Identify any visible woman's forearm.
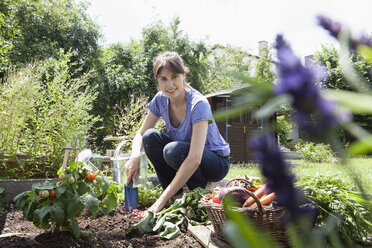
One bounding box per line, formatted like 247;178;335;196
130;132;143;158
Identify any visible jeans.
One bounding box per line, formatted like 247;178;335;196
142;128;230;191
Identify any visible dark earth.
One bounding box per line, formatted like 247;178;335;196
0;202;204;248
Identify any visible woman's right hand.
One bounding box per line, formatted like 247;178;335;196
125;156;140;186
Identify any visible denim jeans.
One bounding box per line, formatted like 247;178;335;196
142;128;230;191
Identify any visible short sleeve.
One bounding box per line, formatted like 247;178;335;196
191;101;213;125
148;94;161;117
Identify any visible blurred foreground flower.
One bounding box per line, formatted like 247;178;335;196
317;15;372;49
274;35;351;138
250;134;317;222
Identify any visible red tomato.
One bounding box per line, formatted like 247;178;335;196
87;173;96;181
49;189;56;198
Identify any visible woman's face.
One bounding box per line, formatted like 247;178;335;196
157;68;186;100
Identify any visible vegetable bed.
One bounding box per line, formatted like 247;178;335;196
0;202;203;248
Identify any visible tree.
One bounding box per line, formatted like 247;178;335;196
203;44;256;94
254;45;275;82
0;0;101;79
313;45;372;142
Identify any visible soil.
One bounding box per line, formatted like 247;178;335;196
0;202;204;248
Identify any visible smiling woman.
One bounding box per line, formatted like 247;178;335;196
123;51;231;213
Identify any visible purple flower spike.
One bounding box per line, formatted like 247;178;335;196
250;134;317;221
317;15;372;49
274;35;350;137
317;15;342;40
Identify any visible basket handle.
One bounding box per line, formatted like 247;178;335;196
244;190;266;214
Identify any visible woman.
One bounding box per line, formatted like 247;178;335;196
125;51;230;213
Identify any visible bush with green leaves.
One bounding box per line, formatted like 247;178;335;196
277;115;293;146
297;175;372;245
296;141;334;163
0;52;99;178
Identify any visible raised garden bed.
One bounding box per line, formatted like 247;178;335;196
0;202;204;248
0;179;58;202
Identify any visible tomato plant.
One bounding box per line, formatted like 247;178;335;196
14;161;123;238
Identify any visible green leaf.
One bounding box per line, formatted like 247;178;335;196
71;219;81;238
0;187;4;194
56;186;67;198
34;205;51;227
80;195;99;214
324;90;372;114
158;221;181;239
14;191;31;202
76;182;90;195
126;211;155;234
357;45;372;65
347;136;372;156
67;197;84;218
50;203;64;225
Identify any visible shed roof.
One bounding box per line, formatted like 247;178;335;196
204;86;251;99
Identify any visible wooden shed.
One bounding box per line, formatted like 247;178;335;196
205;87;277;163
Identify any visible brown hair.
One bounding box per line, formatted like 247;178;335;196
153;51;190;79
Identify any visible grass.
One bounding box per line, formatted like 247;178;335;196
226;157;372;193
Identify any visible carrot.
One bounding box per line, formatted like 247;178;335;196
251;192;276;207
243;184;269;207
247;185;260;192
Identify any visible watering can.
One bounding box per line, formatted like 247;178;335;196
110;140;148;212
77;149;104;171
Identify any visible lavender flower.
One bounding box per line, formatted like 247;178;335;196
317;15;372;49
250;134;317;221
274;35;351;137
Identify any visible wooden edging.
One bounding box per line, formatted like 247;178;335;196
188;224;231;248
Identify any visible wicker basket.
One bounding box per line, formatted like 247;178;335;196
200;190;288;244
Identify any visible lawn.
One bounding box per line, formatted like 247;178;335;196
226;157;372;193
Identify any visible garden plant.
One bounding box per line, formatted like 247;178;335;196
14;157;122;238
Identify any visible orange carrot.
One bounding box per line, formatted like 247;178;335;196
251;192;276;207
243;184;269;207
247;185;260;192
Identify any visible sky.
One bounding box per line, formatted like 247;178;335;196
85;0;372;61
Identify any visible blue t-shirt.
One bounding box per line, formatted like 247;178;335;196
148;89;230;157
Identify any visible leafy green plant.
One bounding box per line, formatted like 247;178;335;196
296;142;334;163
14;162;122;238
137;181;163;207
296;175;372;245
277;115;293;146
126;188;210;239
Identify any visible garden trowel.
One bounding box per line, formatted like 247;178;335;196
125;179;138;212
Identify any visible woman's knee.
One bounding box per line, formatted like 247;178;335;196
163;141;188;168
142;128;160;146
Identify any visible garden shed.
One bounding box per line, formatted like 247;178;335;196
205;87;277;163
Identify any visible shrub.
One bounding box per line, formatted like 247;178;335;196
297;141;334;163
0;52;99;178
